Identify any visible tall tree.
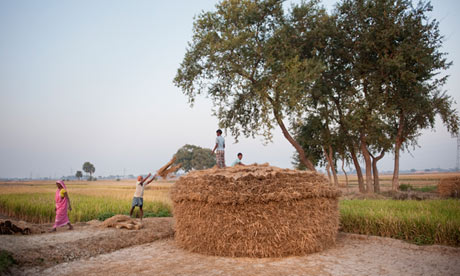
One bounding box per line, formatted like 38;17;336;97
174;144;216;172
293;9;361;188
82;162;95;180
333;0;394;193
380;1;459;190
333;0;459;191
293;113;339;185
174;0;328;171
75;170;83;181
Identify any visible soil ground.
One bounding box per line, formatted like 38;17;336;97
1;217;459;276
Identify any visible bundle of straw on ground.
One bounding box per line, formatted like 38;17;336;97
438;176;460;198
100;215;143;230
170;164;340;258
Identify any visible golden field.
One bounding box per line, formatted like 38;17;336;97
337;172;460;188
1;173;460;246
0;179;174;223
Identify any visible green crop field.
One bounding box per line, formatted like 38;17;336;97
0;193;171;223
340;199;460;246
1;177;459;246
0;180;173;223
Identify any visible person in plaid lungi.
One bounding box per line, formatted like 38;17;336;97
212;129;226;168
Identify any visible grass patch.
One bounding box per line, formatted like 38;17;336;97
96;208;172;221
340;199;460;246
413;186;437;193
0;193;172;223
0;250;16;274
398;184;413;191
398;184;437;192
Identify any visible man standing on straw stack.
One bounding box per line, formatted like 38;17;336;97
212;129;226;168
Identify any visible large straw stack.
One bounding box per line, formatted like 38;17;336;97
439;176;460;198
170;164;340;258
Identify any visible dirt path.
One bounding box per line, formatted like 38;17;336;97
0;218;174;267
15;233;460;276
2;216;459;276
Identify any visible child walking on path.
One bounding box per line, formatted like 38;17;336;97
51;180;73;232
130;173;157;220
212;129;226;168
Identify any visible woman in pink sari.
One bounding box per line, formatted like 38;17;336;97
50;180;73;232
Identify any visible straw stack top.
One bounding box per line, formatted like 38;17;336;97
170;164;340;204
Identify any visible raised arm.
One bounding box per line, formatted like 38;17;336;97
140;173;152;185
145;174;157;186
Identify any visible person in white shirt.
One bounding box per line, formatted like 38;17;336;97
130;173;156;220
212;129;226;168
231;152;244;166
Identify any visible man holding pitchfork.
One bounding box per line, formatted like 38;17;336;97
130;173;157;220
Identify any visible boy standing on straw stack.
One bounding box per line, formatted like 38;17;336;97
212;129;226;168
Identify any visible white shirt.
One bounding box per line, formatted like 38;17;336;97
216;136;225;151
134;181;145;198
232;158;242;166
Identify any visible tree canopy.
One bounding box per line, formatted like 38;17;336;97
175;0;459;191
174;144;216;172
174;0;328;171
82;162;95;179
292;0;458;191
75;171;83;180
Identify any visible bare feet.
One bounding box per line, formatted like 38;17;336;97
49;228;56;232
68;224;73;230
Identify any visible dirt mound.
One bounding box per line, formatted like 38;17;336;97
0;217;174;268
171;164;340;258
0;220;31;235
100;215;143;230
439;176;460;198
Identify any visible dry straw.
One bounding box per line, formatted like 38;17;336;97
157;157;182;179
438;176;460;198
100;215;143;230
170;164;340;257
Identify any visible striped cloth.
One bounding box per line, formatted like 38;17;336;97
216;150;226;168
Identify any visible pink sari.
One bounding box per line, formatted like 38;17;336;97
53;180;70;228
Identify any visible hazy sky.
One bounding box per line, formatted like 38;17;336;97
0;0;459;178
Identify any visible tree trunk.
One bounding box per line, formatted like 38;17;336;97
392;141;402;191
341;156;349;187
360;134;373;193
323;145;339;186
274;112;316;171
370;151;385;193
350;146;365;193
392;112;405;190
325;163;332;184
